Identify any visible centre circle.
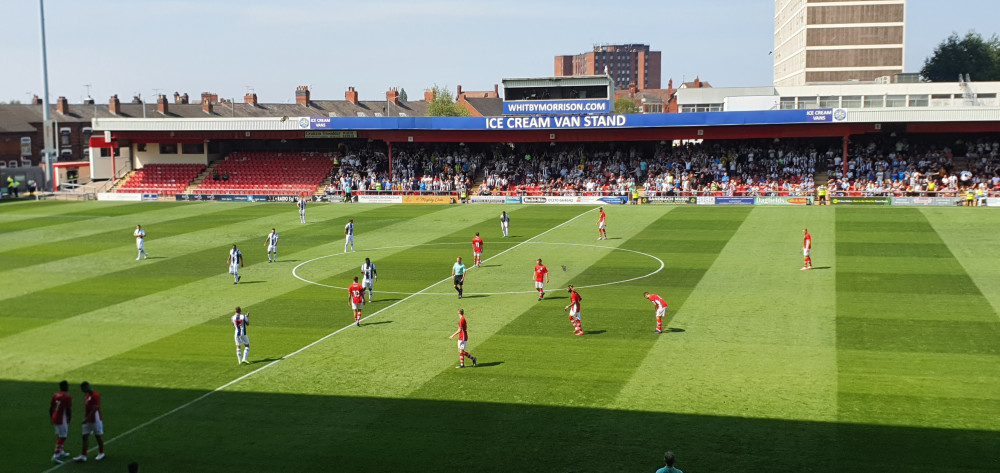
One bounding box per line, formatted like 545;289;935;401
292;241;664;295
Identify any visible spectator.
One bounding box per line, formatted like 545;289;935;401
655;451;683;473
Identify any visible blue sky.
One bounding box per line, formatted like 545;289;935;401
1;0;998;103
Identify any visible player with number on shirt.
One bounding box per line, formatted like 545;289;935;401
472;232;484;268
49;380;72;463
597;207;608;240
73;381;106;462
448;309;478;368
801;228;812;271
644;292;669;333
348;276;364;326
232;307;250;364
564;285;584;336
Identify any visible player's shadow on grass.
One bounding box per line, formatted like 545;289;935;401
373;298;404;303
479;264;501;268
277;259;300;263
666;328;685;333
474;361;504;368
248;358;282;365
363;320;393;326
144;256;167;260
236;281;265;285
460;295;489;299
584;330;606;335
810;266;832;270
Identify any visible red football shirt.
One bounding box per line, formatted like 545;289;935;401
804;232;812;250
84;390;102;423
648;294;668;310
50;391;72;425
534;264;548;282
348;282;364;304
599;210;606;224
472;236;483;252
569;290;582;311
458;315;468;341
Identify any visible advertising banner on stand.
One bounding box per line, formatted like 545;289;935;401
140;193;159;201
715;197;755;205
312;195;346;203
357;195;403;204
696;196;716;205
522;196;624;205
891;197;962;206
402;195;456;204
266;195;300;203
831;196;891;205
985;198;1000;207
754;196;813;205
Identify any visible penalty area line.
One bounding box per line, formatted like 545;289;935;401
40;206;597;473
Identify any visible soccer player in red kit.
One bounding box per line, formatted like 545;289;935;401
50;380;72;463
644;292;669;333
801;228;812;270
348;276;364;326
534;258;549;301
564;285;584;336
73;381;105;462
597;207;608;240
472;232;484;268
448;309;478;368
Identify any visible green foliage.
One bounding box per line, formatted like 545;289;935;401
398;88;408;103
921;31;1000;82
426;85;470;117
614;97;640;114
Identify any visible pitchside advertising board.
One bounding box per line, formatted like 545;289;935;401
298;109;839;132
892;197;963;206
469;196;523;204
646;196;697;204
754;196;814;205
174;194;272;202
522;196;626;205
714;197;755;205
830;196;891;205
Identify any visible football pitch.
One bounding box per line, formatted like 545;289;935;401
2;201;998;472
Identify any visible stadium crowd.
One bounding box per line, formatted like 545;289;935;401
294;134;999;199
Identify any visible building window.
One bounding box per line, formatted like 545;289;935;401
780;97;796;110
863;96;884;108
159;144;178;154
136;143;147;152
181;143;205;154
60;127;71;146
796;96;818;109
886;95;906;107
977;93;997;98
908;95;929;107
819;96;839;108
842;96;862;108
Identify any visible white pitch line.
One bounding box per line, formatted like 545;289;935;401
294;242;664;295
40;206;597;473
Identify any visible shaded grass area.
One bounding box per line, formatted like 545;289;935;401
6;380;997;473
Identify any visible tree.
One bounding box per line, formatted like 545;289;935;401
399;88;408;103
614;97;640;114
426;85;470;117
921;31;1000;82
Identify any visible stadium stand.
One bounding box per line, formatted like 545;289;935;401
193;152;338;195
116;163;205;195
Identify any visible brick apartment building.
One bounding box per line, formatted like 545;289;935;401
555;44;662;90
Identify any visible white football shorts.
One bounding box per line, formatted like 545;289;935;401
234;334;250;346
362;278;373;289
82;414;104;436
268;244;277;253
535;281;545;289
457;340;467;351
53;422;68;438
569;308;581;320
655;306;667;318
351;301;364;310
803;248;811;257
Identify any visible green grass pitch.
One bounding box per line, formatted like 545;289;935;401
1;201;998;472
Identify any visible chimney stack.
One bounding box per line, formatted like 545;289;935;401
424;89;434;102
457;85;463;98
296;86;311;106
173;92;181;104
56;96;69;115
201;92;218;104
345;86;358;105
157;94;169;114
668;78;674;90
109;95;120;115
244;93;258;107
694;76;701;87
494;84;499;96
32;95;42;105
629;82;637;95
202;98;213;114
386;87;399;105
